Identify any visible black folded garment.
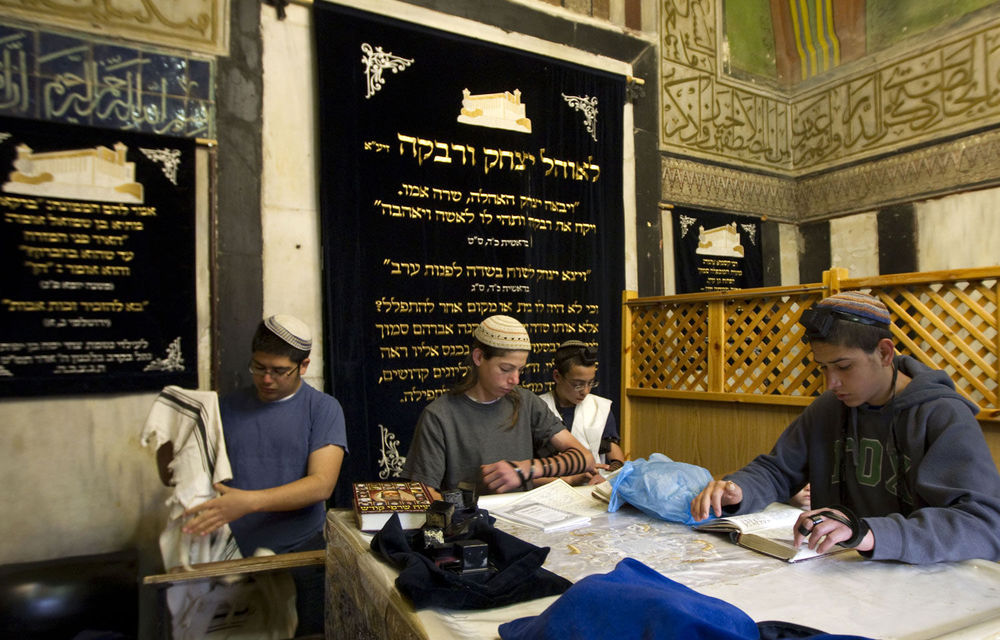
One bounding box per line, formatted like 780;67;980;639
370;512;572;610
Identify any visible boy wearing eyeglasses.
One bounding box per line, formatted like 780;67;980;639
538;340;625;485
183;313;348;635
690;292;1000;563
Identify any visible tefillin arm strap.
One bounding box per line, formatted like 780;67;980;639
820;505;871;548
539;448;587;478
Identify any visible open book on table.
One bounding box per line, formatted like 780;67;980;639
590;467;623;504
693;502;852;563
486;479;605;532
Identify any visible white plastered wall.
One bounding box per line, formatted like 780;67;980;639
261;6;327;390
661;208;675;294
830;211;879;279
916;186;1000;272
777;221;800;286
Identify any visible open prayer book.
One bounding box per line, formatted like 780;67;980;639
485;479;606;532
693;502;852;563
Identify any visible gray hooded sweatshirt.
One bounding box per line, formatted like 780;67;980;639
726;354;1000;563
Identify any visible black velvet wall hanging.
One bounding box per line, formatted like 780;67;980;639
315;4;626;505
0;115;197;396
672;207;763;294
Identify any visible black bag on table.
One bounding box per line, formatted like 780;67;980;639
370;512;571;610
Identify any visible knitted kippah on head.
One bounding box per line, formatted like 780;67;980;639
264;313;312;351
556;339;588;351
816;291;891;325
473;315;531;351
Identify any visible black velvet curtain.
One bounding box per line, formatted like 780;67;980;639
315;4;626;505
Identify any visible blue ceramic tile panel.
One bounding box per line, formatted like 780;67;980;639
186;99;212;137
0;26;35;117
187;58;212;102
37;31;87;83
95;44;147;130
92;93;137;132
150;97;187;136
38;32;93;127
94;42;140;72
1;20;215;138
144;52;188;98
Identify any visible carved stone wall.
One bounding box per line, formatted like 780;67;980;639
0;0;229;56
795;129;1000;222
659;0;1000;220
660;155;797;219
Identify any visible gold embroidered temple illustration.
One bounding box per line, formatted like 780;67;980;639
696;222;745;257
3;142;144;203
457;88;532;133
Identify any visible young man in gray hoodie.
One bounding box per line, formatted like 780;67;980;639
691;291;1000;563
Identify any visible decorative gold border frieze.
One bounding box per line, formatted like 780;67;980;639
662;129;1000;222
660;156;797;220
0;0;229;56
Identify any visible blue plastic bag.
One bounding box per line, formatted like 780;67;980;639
606;453;712;525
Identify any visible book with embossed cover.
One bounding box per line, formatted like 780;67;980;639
352;481;433;532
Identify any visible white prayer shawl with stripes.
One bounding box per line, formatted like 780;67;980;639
141;385;240;569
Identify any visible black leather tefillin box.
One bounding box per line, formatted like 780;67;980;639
417;486;494;579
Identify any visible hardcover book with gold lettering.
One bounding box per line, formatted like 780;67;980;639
353;481;433;532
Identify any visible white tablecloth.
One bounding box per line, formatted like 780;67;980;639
326;487;1000;640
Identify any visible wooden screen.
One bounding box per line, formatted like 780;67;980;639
623;267;1000;419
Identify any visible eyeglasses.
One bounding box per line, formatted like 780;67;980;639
248;361;299;378
568;379;599;392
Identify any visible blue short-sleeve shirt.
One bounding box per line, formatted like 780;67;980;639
221;381;348;555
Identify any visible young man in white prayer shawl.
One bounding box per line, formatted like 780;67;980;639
538;340;625;486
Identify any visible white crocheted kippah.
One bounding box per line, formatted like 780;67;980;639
264;313;312;351
473;315;531;351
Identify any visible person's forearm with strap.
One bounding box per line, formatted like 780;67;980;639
483;446;594;493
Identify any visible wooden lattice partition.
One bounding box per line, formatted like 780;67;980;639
843;269;1000;417
622;267;1000;424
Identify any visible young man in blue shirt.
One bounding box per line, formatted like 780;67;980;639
184;313;348;635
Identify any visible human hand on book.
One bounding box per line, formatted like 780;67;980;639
793;507;874;553
690;479;743;521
